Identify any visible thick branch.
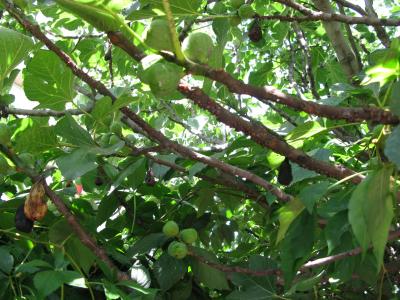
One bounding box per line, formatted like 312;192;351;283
273;0;400;26
178;84;363;184
106;31;400;126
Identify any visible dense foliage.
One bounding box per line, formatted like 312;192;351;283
0;0;400;299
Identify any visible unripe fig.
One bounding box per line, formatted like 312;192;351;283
179;228;198;244
15;204;33;233
230;0;245;9
0;123;11;145
183;32;214;64
162;220;179;237
144;18;174;52
238;4;255;18
167;241;188;259
144;61;183;98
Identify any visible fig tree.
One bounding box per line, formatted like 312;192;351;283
179;228;198;244
238;4;255;18
183;32;214;64
167;241;188;259
144;18;174;52
162;220;179;237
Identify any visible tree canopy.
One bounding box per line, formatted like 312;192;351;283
0;0;400;299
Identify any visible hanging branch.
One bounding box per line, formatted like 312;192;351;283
0;144;129;281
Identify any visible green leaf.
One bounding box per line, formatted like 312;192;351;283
190;247;230;290
56;114;95;146
276;197;305;244
56;148;97;179
15;123;58;154
65;237;95;274
91;96;113;121
298;181;330;213
154;253;187;291
0;27;34;92
286;121;325;148
384;125;400;169
34;270;83;297
96;194;120;226
280;212;315;285
348;165;393;268
127;0;202;20
24;50;76;109
128;233;168;256
110;157;146;194
15;260;52;274
389;81;400;117
325;211;350;254
0;247;14;274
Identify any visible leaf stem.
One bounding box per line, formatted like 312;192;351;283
162;0;186;63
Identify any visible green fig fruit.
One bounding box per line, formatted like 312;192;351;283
230;0;245;9
238;4;255;18
183;32;214;64
0;123;11;145
179;228;198;244
167;241;188;259
144;18;174;52
144;61;183;98
163;220;179;237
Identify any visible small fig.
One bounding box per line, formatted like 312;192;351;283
162;220;179;237
167;241;188;259
144;61;183;98
183;32;214;64
179;228;198;244
144;18;174;52
15;204;33;233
